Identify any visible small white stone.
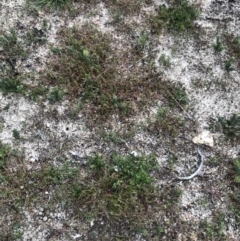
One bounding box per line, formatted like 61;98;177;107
90;219;94;227
192;130;214;147
43;216;48;222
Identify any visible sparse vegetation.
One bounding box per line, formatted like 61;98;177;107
71;153;159;220
12;129;21;140
225;59;235;72
29;0;72;10
213;36;225;52
225;35;240;60
1;0;239;239
0;141;183;239
158;53;171;68
0;78;27;95
200;212;226;239
210;114;240;141
150;0;200;33
134;31;149;52
228;157;240;227
147;107;185;137
166;83;189;107
42;24;190;122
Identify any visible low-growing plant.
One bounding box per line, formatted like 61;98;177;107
213;36;225;52
67;101;82;119
147;107;185;137
0;28;26;58
0;29;27;78
150;0;200;33
166;84;189;107
48;86;65;102
210;114;240;140
29;0;72;10
158;53;171;68
0;78;27;95
25;27;47;46
233;158;240;183
228;157;240;225
225;59;235;72
12;129;21;140
42;25;136;119
3;103;11;110
29;86;49;101
225;35;240;60
71;153;160;227
0;142;11;170
200;212;226;239
110;8;124;24
103;130;126;144
134;31;149;52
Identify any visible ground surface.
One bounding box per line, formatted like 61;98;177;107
0;0;240;240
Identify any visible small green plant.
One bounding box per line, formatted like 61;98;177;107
3;103;10;110
167;84;189;107
229;157;240;225
29;0;72;10
201;212;226;239
0;142;10;169
135;31;149;52
211;114;240;140
0;28;27;60
225;35;240;60
103;130;125;144
213;36;225;52
0;28;17;45
42;18;51;32
25;28;47;46
0;78;27;95
158;54;171;68
167;153;178;169
225;59;235;72
48;86;65;102
0;29;27;78
233;158;240;183
151;0;200;33
29;86;48;101
147;107;185;137
13;225;23;239
88;154;105;170
232;36;240;52
12;129;21;140
110;8;124;24
67;101;82;119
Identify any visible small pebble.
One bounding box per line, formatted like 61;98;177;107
43;216;48;222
